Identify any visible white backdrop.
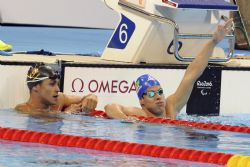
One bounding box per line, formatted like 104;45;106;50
63;66;186;112
0;0;118;29
0;65;30;109
2;64;250;115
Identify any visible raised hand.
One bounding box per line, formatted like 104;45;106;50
212;18;234;44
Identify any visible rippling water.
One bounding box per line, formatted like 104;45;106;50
178;113;250;126
0;109;249;166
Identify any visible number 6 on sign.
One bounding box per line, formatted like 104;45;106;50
119;24;128;44
108;14;136;49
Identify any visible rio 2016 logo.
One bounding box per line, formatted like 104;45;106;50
196;80;213;96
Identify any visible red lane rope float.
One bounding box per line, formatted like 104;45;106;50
90;110;250;134
0;126;233;166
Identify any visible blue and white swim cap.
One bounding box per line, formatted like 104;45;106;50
135;74;161;99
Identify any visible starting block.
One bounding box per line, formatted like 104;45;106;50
161;0;237;10
101;0;238;63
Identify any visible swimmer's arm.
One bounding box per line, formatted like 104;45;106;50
60;93;82;106
60;93;97;111
167;19;234;115
167;39;217;115
105;103;146;119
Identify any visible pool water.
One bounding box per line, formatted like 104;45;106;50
1;24;250;167
0;140;223;167
0;109;249;167
1;26;249;57
0;26;113;55
178;113;250;127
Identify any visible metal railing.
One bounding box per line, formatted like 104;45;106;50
118;0;235;62
232;0;250;50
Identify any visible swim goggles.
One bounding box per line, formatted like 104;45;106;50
142;88;164;98
27;66;60;83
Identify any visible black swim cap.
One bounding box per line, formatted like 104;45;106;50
26;63;60;90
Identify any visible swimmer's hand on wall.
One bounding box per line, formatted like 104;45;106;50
64;94;98;115
80;94;98;114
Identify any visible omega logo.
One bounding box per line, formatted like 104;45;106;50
71;78;136;94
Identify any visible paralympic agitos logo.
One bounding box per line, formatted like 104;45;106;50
71;78;136;94
196;80;213;96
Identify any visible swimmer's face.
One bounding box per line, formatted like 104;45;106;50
139;85;166;116
36;79;60;105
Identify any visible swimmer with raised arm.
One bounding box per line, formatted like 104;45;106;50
105;19;234;120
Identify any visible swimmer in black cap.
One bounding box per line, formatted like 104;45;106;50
105;19;234;120
15;63;97;114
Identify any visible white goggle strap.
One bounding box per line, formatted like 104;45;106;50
26;76;49;83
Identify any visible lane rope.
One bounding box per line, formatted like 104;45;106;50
1;126;250;166
90;110;250;134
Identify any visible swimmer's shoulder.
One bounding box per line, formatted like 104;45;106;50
14;103;30;112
